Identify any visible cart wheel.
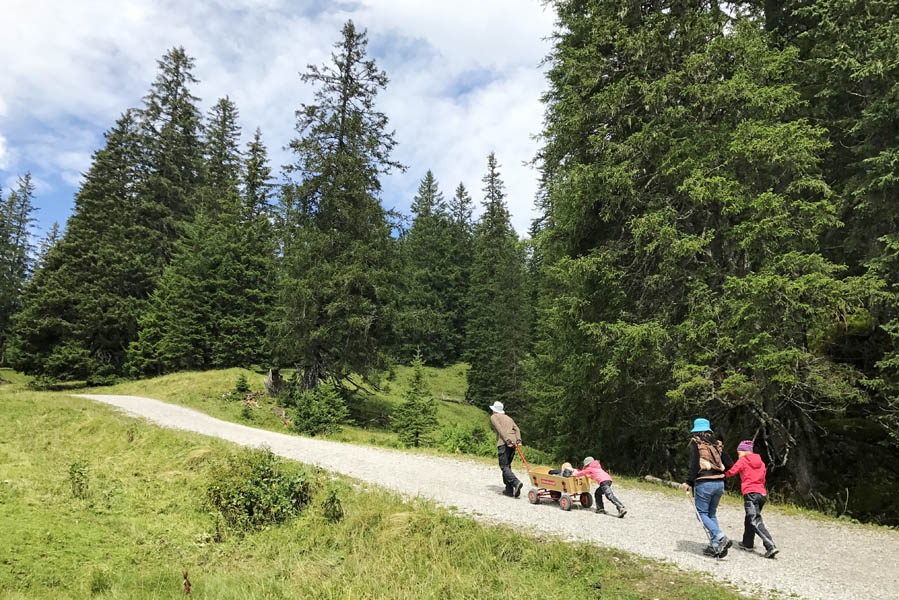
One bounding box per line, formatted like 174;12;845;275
527;489;539;504
559;494;573;511
580;492;593;508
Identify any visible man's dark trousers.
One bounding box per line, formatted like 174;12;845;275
498;445;521;493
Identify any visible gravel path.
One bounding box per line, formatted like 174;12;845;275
76;394;898;600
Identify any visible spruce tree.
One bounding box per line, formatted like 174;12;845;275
244;127;274;220
35;222;60;271
445;182;475;361
465;153;528;413
129;102;276;374
397;171;457;365
391;352;439;447
6;112;151;382
527;1;875;490
275;20;403;392
8;48;205;382
137;46;205;271
0;175;37;359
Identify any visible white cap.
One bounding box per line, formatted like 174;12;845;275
489;401;504;414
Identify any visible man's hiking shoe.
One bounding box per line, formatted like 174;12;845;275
764;547;779;559
738;542;754;552
617;507;627;518
502;489;514;497
702;545;718;557
513;482;523;498
595;508;606;514
716;536;733;558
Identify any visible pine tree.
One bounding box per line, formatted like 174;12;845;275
6;112;152;382
137;46;205;272
527;1;875;490
128;103;276;374
244;128;274;221
397;170;457;365
465;153;528;413
275;20;403;392
35;222;60;271
0;176;37;358
391;351;439;447
445;182;475;361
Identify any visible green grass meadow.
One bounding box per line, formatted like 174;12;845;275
82;363;488;450
0;373;751;599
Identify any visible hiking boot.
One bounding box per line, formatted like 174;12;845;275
764;546;779;559
617;506;627;518
513;481;523;498
702;545;718;557
716;536;732;558
502;488;514;497
737;542;754;552
595;508;607;514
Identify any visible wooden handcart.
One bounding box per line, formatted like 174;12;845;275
525;466;593;511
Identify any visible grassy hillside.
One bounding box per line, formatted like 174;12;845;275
0;378;750;599
76;364;504;457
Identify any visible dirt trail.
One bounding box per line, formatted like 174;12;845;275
76;394;899;600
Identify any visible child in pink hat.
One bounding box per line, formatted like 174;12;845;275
726;440;779;558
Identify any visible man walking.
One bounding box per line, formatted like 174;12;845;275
489;401;523;498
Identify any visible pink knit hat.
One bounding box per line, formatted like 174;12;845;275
737;440;754;452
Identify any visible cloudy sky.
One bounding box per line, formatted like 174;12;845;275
0;0;557;239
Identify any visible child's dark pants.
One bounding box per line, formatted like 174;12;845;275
743;493;775;550
595;481;624;510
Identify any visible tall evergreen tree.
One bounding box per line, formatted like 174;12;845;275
8;48;205;382
244;127;274;220
6;112;151;382
465;153;528;412
36;221;60;271
397;170;457;365
527;1;876;495
445;182;475;361
0;175;37;359
138;46;205;271
275;20;403;392
128;103;276;374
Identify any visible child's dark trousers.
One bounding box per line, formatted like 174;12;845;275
743;492;775;550
595;481;624;510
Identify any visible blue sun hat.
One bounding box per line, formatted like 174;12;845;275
690;418;711;433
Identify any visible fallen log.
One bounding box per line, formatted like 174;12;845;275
644;475;682;489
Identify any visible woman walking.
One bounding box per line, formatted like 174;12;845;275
681;418;734;558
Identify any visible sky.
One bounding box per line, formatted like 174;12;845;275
0;0;557;240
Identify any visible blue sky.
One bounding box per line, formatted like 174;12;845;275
0;0;555;241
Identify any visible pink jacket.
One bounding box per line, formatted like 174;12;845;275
725;453;767;496
572;460;612;484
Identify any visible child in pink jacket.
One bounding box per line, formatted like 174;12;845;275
726;440;778;558
572;456;627;517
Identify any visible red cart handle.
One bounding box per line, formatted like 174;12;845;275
515;444;530;472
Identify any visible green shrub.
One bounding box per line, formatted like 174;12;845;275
234;374;250;394
68;459;89;499
391;353;438;447
436;425;495;456
240;402;253;420
88;567;112;595
321;483;345;523
289;382;349;436
205;448;313;530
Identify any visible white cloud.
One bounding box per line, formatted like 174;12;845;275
0;134;8;170
0;0;555;235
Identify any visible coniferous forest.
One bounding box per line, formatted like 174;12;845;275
2;4;898;524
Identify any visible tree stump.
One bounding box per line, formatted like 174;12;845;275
264;368;284;397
